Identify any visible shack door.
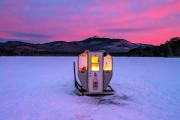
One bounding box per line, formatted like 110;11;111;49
88;52;103;93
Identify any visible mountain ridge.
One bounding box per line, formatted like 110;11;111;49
3;36;180;57
0;37;153;55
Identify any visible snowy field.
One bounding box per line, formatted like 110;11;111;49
0;57;180;120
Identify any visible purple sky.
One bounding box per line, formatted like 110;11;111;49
0;0;180;44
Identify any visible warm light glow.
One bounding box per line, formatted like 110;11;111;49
79;53;87;70
91;55;99;63
91;63;99;71
91;55;100;71
103;55;112;70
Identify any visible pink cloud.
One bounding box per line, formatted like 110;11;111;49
0;0;179;44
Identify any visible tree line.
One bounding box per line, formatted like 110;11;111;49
0;37;180;57
127;37;180;57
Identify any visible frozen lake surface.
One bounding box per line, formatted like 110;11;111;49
0;57;180;120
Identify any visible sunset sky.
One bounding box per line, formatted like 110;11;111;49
0;0;180;45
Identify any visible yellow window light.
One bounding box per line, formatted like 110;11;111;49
91;55;100;71
91;63;99;71
91;55;99;63
103;55;112;70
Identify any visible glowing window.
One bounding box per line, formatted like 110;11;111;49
78;53;87;70
103;55;112;70
91;55;99;63
91;55;100;71
91;63;99;71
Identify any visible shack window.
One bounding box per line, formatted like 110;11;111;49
91;55;99;71
103;55;112;70
78;53;87;70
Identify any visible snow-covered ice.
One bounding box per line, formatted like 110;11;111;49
0;57;180;120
